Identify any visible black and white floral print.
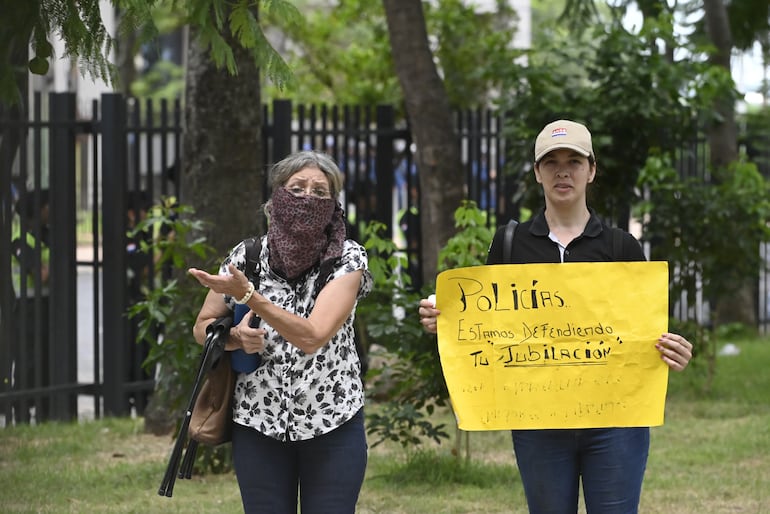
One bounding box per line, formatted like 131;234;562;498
218;236;372;442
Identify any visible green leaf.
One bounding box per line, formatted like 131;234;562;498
28;56;49;75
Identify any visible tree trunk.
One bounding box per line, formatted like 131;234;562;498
382;0;465;284
703;0;738;172
182;28;264;255
143;6;264;435
703;0;755;326
114;25;137;95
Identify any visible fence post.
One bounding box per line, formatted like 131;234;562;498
101;93;129;416
0;100;16;421
375;105;395;233
272;99;292;161
48;92;78;420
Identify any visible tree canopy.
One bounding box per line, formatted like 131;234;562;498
262;0;522;110
0;0;299;106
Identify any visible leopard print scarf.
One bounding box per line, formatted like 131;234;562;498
267;186;346;282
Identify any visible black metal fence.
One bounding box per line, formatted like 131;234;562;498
0;92;187;426
1;92;768;427
1;94;447;426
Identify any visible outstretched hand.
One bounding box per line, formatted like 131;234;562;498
188;264;251;301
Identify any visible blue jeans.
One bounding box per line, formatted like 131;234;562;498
511;427;650;514
232;409;367;514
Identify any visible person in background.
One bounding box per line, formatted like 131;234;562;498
188;150;373;514
10;188;51;422
125;191;153;412
418;120;693;514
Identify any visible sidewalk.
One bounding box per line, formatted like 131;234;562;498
76;244;102;263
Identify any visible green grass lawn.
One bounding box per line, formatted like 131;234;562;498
1;336;769;513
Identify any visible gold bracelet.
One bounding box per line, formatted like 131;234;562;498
234;281;255;304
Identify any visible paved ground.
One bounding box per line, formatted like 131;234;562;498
76;245;102;421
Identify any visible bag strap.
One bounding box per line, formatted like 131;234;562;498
158;314;233;497
611;227;624;261
243;236;262;287
502;219;518;264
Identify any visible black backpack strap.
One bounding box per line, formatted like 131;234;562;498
503;219;519;264
611;227;624;261
243;236;262;287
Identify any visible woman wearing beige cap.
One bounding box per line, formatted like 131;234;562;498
418;120;693;513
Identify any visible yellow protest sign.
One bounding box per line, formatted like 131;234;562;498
435;262;669;430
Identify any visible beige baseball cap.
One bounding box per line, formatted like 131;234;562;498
534;120;594;162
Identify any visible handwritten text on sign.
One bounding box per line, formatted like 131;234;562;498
435;262;669;430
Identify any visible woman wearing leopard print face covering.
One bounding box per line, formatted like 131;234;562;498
189;150;372;514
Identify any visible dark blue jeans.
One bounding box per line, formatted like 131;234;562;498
232;409;367;514
511;427;650;514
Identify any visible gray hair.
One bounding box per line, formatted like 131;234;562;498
268;150;344;197
263;150;344;218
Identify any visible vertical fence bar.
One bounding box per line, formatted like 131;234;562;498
375;105;394;231
89;98;102;418
492;110;506;224
173;98;182;200
0;96;19;424
13;94;35;420
100;93;129;416
297;103;306;150
160;100;169;198
757;248;764;330
145;98;155;203
25;94;42;418
331;105;341;165
48;92;78;420
272;99;292;162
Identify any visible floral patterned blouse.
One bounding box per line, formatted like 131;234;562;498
218;236;372;441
